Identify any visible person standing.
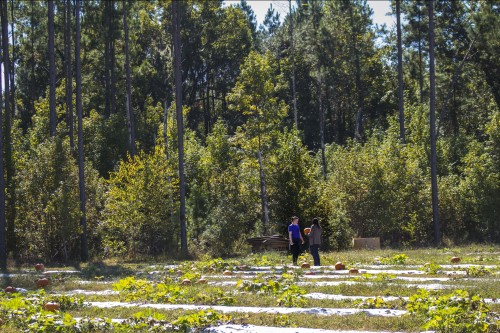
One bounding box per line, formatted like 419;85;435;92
308;218;322;266
288;216;304;265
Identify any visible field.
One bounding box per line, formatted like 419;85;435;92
1;245;499;332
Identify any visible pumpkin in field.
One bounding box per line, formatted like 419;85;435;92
197;278;208;284
181;278;191;285
335;262;346;270
36;278;50;288
301;262;311;269
5;286;16;293
43;302;60;312
35;263;45;272
349;268;359;274
304;228;311;235
450;257;461;263
223;270;232;276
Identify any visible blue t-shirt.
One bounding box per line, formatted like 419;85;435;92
288;224;301;240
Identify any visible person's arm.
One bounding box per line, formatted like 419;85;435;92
289;229;293;245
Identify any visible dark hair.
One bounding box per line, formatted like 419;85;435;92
291;216;299;221
312;218;321;228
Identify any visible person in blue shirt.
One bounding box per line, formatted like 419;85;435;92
288;216;304;265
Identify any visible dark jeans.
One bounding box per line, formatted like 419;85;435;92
310;244;320;266
290;238;301;265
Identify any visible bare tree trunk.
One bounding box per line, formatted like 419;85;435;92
347;4;364;142
65;0;74;148
104;0;111;118
110;1;116;115
317;63;326;179
396;0;406;143
75;0;88;262
9;0;15;117
289;0;298;130
123;1;136;156
2;0;15;260
173;0;188;257
48;0;56;137
418;4;424;103
428;0;440;246
0;24;6;270
258;150;270;235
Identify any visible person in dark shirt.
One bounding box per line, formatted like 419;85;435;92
308;218;322;266
288;216;304;265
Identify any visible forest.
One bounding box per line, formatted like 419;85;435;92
0;0;498;267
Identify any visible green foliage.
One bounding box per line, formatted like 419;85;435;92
354;273;396;282
273;314;296;327
237;274;307;307
112;277;234;306
465;266;492;277
421;262;443;275
171;310;232;332
355;296;403;309
379;254;409;265
102;144;178;258
407;289;499;333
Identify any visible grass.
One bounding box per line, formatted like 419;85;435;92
1;244;499;332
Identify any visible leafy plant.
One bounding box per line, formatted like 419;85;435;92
171;310;231;332
273;314;296;327
465;266;492;277
420;262;443;274
380;254;409;265
354;272;396;282
355;296;405;309
407;289;499;332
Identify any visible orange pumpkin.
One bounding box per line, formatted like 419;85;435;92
35;263;45;272
304;228;311;235
223;270;232;276
450;257;461;263
181;278;191;285
335;262;346;270
43;302;60;312
36;278;50;288
5;286;16;293
301;262;311;269
197;278;208;284
349;268;359;274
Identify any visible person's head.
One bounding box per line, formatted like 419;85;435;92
291;216;299;224
312;218;320;228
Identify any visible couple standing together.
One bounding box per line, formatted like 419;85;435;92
288;216;322;266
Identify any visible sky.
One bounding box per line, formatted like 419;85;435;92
223;0;394;28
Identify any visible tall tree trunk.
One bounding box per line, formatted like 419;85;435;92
418;4;424;103
48;0;56;137
163;100;175;253
123;1;136;156
289;0;298;130
75;0;88;262
396;0;406;143
0;26;6;270
65;0;74;148
9;0;15;117
352;15;364;142
110;1;116;115
2;0;15;260
173;0;188;257
104;0;111;118
258;150;270;235
428;0;440;246
317;63;326;179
